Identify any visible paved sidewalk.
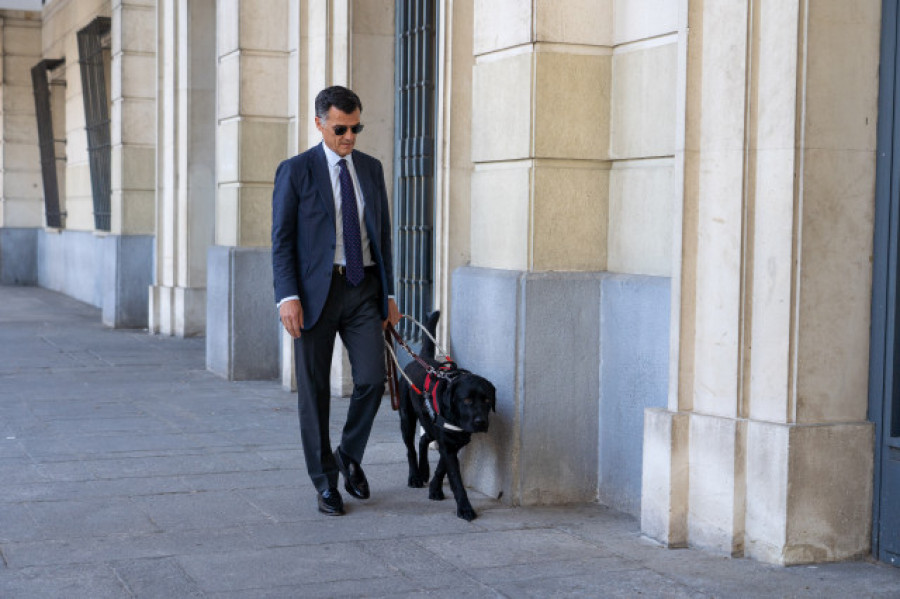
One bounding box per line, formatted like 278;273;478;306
1;285;900;598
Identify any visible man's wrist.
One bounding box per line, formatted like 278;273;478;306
277;295;299;309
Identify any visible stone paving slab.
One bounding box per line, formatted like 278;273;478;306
2;285;900;598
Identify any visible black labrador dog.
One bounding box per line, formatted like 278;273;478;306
397;311;496;521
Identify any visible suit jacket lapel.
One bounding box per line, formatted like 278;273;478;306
312;144;336;222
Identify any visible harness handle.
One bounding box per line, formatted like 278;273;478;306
383;319;466;432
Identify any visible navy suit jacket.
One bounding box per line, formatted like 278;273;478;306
271;144;394;330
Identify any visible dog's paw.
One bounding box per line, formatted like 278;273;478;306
457;505;478;522
408;474;425;488
428;488;445;501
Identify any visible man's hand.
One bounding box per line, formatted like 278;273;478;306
279;299;304;339
384;298;401;330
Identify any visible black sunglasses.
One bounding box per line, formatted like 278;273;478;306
331;124;364;136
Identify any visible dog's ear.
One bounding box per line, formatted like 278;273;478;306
442;377;459;416
486;380;497;412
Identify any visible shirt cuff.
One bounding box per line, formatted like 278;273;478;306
277;295;299;309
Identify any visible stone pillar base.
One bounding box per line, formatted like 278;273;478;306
149;284;207;336
642;411;875;565
206;245;278;380
330;340;353;398
641;408;689;547
687;413;747;556
0;227;38;285
280;329;295;391
746;420;874;565
451;267;670;509
278;316;354;396
451;267;604;506
100;234;154;329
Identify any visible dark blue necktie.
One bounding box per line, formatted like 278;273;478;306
338;159;365;286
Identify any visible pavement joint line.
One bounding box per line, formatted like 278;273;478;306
110;567;138;598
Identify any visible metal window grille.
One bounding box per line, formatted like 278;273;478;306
394;0;437;342
77;17;112;231
31;58;65;228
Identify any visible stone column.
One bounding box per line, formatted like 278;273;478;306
206;0;289;379
103;0;156;328
0;11;42;285
642;0;878;564
150;0;215;337
454;0;613;505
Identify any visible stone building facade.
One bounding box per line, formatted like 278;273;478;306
0;0;894;566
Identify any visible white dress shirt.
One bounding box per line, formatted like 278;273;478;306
321;142;374;268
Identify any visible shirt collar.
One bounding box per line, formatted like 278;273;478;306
321;142;354;170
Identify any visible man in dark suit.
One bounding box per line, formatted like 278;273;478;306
272;86;400;516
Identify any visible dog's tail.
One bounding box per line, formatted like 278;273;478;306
420;310;441;360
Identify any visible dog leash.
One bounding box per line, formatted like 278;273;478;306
383;328;400;410
383;318;465;432
384;315;433;410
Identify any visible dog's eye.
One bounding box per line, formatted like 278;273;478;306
463;398;473;405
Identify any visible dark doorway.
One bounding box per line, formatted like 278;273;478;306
870;0;900;567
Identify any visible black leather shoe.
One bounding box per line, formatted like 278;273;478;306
334;448;370;499
317;488;344;515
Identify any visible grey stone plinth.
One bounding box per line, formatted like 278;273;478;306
598;274;670;516
34;229;152;328
38;229;104;307
206;245;279;381
451;266;670;514
450;267;522;504
0;227;38;285
100;234;153;328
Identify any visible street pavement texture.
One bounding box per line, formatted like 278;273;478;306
2;284;900;598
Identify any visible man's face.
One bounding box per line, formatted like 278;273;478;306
316;107;361;157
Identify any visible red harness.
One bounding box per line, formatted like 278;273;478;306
421;362;465;432
423;364;454;417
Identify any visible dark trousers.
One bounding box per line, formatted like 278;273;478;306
293;269;385;493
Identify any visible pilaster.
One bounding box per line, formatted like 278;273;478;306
208;0;289;379
456;0;615;506
0;12;42;230
0;12;42;287
150;0;215;337
110;0;156;237
470;1;612;270
642;0;879;564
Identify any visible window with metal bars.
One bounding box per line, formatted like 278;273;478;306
31;58;65;229
77;17;112;232
394;0;437;342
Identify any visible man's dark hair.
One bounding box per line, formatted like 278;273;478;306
315;86;363;121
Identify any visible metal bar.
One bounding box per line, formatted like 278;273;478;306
393;0;437;341
78;17;112;231
31;58;65;228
